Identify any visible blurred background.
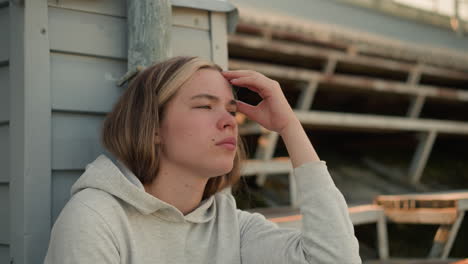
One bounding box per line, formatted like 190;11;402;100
227;0;468;262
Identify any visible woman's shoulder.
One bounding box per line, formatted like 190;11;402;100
57;188;127;229
72;188;124;211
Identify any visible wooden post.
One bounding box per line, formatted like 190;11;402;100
406;65;425;118
210;12;228;70
377;212;389;260
409;130;437;184
9;0;51;263
441;211;465;258
119;0;171;85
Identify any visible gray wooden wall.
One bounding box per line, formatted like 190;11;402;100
0;1;10;263
47;0;221;223
2;0;228;262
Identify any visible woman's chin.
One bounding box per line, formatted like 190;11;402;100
207;163;234;177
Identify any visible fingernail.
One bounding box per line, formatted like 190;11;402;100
230;78;238;83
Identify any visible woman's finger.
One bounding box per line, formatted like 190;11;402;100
230;76;273;99
236;100;256;116
221;70;256;80
236;100;259;121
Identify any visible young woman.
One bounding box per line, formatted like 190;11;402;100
45;56;361;263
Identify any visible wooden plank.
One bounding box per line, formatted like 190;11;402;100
48;6;214;60
236;10;468;72
348;204;383;225
295;111;468;135
365;260;464;264
173;7;209;31
47;0;126;17
0;66;8;122
377;212;389;260
423;65;468;81
429;224;453;258
0;245;9;264
229;59;468;103
48;7;127;59
240;111;468;135
9;1;51;262
258;204;388;230
296;80;318;110
50;52;126;113
0;8;8;63
241;158;292;176
407;95;426;119
210;11;228;70
384;208;458;224
458;199;468;211
441;212;465;258
407;65;425;118
323;57;337;75
254;132;280;185
348;204;389;259
0;185;9;245
51;170;82;224
409;131;437;184
229;34;331;61
376;192;468;204
171;26;212;60
46;2;210;30
0;125;8;183
52;112;106;170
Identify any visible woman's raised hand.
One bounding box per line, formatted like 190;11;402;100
222;70;298;135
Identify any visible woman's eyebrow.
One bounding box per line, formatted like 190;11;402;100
190;94;236;106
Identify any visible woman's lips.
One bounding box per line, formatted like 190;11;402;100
216;137;237;151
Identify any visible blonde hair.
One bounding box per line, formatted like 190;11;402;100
102;56;245;199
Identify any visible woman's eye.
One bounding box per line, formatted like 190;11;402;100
229;111;236;117
196;105;212;109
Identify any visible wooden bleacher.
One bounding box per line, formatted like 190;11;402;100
233;6;468;262
250;204;390;260
375;191;468;259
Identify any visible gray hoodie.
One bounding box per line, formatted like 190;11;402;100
44;155;361;263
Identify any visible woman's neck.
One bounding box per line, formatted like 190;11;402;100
144;162;209;215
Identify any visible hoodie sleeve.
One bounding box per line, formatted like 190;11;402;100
44;197;120;264
237;161;361;264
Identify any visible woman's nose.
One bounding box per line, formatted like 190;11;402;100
217;111;237;130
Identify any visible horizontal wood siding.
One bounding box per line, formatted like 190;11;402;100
48;7;126;59
171;26;212;60
48;3;217;232
48;0;208;29
0;125;8;183
0;185;9;245
48;0;126;17
48;6;212;60
51;170;83;224
50;52;125;113
0;67;9;123
0;244;9;264
0;7;8;63
52;112;106;170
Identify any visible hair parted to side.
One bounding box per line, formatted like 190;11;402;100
102;56;245;199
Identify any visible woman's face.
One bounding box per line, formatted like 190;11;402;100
158;69;238;178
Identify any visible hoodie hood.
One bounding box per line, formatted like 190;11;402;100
71;155;216;223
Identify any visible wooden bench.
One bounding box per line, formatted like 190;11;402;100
375;191;468;259
251;204;389;260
